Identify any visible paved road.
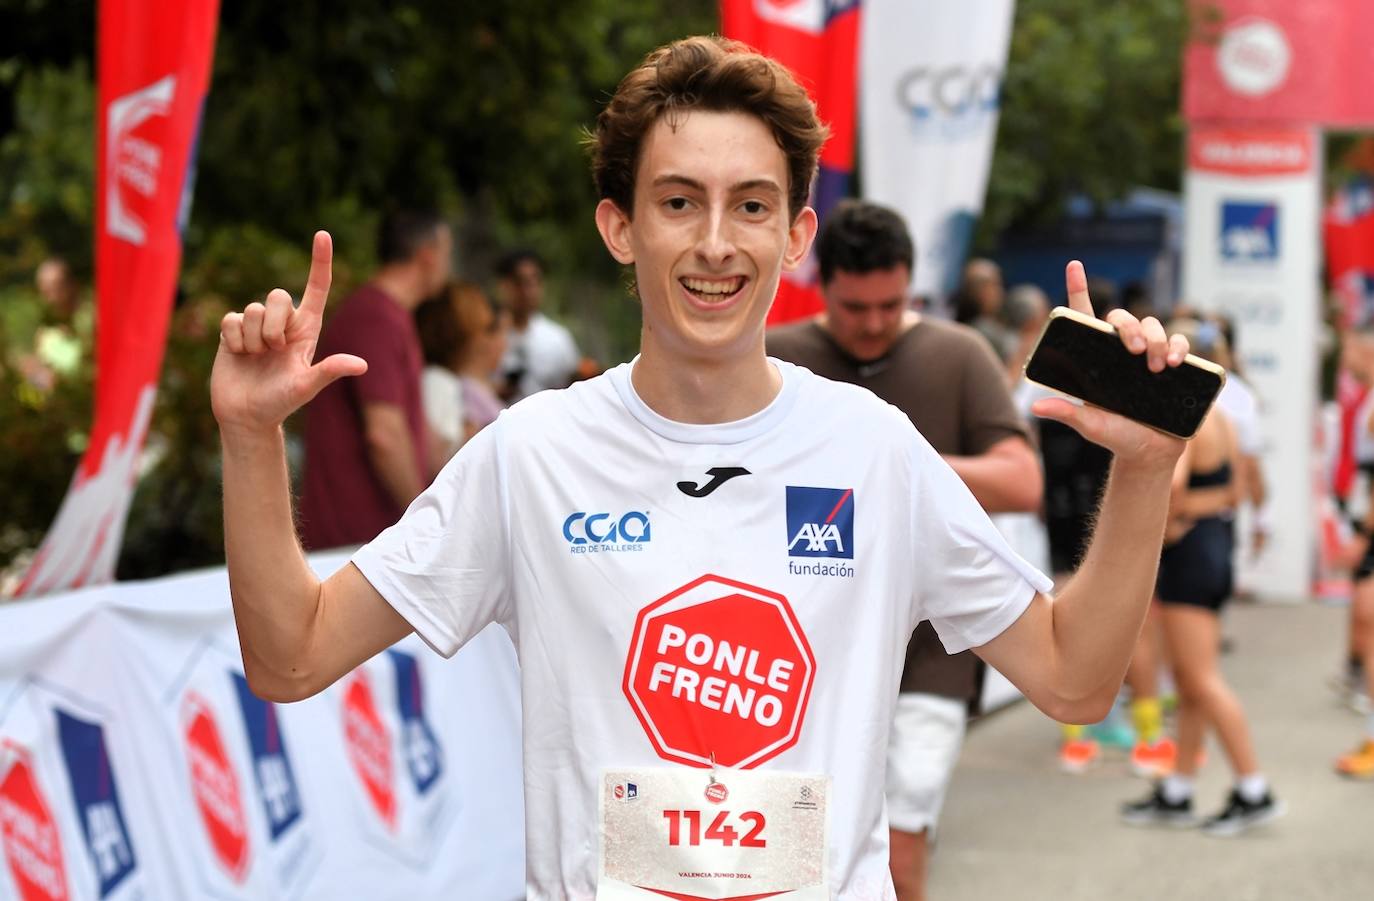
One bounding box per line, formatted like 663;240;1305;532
928;600;1374;901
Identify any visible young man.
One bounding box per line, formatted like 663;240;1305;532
297;209;452;549
767;200;1041;901
213;37;1190;899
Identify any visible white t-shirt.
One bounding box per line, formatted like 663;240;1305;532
502;311;581;400
354;359;1051;900
421;365;466;450
1216;374;1263;457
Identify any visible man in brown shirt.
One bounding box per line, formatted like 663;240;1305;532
768;200;1042;901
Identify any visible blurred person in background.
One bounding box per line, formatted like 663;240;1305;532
495;248;580;402
1001;282;1050;393
952;257;1011;358
10;256;92;393
768;200;1042;901
415;286;468;464
1208;312;1269;566
1336;330;1374;777
297;208;452;550
415;281;509;465
1121;319;1284;836
1334;325;1374;742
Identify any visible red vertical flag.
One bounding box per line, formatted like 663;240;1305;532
721;0;861;325
18;1;220;596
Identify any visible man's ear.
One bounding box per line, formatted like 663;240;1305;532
595;199;635;265
782;206;819;272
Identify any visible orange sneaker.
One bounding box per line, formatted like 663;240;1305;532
1059;738;1100;773
1336;739;1374;779
1130;737;1178;778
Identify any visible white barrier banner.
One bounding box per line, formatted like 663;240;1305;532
860;0;1015;300
0;552;525;900
1183;125;1323;600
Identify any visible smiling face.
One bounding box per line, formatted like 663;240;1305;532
595;109;816;364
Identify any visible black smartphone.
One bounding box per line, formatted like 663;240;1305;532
1024;308;1226;439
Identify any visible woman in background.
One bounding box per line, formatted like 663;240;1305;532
415;281;508;464
1121;320;1283;836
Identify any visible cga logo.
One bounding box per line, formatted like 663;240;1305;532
895;64;1002;141
55;709;137;897
563;511;651;553
1220;200;1279;263
786;487;855;559
0;742;69;901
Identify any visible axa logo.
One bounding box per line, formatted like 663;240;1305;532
563;511;651;554
231;673;304;842
786;487;854;559
55;709;137;897
389;651;443;797
1220;200;1279;263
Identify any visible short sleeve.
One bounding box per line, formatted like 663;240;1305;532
352;421;512;657
909;435;1053;653
958;329;1030;454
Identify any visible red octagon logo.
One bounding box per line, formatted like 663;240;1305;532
623;574;816;769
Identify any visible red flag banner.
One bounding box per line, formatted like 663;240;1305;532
18;0;220;596
721;0;861;325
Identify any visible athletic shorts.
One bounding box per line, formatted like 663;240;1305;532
1157;517;1234;613
1356;541;1374;583
885;693;968;835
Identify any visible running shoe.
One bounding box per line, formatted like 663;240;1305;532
1130;737;1178;778
1120;786;1196;828
1199;790;1285;837
1058;738;1100;773
1090;719;1137;751
1336;739;1374;779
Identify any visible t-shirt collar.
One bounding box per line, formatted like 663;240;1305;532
609;356;803;445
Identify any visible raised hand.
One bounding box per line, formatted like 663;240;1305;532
1030;260;1191;468
211;231;367;434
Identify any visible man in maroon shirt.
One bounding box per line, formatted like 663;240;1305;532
298;210;452;549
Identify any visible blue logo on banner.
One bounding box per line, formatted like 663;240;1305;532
389;650;443;795
1220;200;1279;262
786;486;855;559
55;709;137;897
232;672;303;840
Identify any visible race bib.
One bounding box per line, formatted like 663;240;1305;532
597;767;829;900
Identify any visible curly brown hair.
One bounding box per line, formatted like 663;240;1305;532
589;35;829;223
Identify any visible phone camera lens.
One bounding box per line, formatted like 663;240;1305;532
1183;397;1197;409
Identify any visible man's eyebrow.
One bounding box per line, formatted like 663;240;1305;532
650;175;784;197
651;174;707;192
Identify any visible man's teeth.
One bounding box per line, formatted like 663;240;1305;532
683;277;743;296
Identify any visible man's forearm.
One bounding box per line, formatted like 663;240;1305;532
367;432;427;508
943;448;1042;513
1049;459;1174;701
221;426;323;698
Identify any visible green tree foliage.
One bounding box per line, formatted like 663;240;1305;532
979;0;1194;243
0;1;715;584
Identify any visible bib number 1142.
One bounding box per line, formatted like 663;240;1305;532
663;809;766;848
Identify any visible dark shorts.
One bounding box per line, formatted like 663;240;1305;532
1157;518;1234;612
1356;542;1374;583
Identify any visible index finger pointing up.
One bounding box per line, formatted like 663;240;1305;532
299;230;334;317
1065;260;1095;318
